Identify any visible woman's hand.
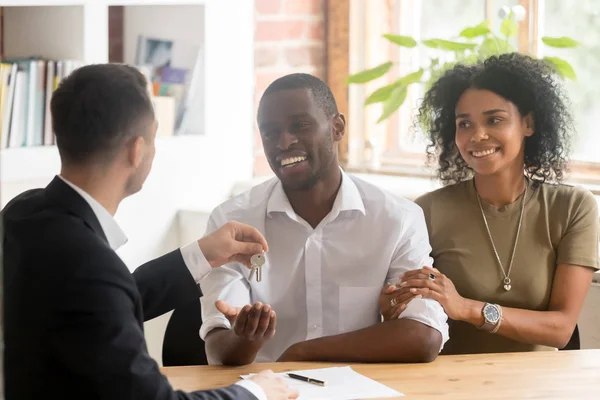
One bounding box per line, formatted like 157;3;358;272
378;283;421;321
399;266;468;321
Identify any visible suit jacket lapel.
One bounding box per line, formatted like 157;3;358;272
45;176;109;245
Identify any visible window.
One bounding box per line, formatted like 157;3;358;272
541;0;600;163
342;0;600;182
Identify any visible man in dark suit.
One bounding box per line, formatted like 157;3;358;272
2;64;298;400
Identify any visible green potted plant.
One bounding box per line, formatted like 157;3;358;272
346;15;580;124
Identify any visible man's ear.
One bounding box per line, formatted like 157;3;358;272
332;113;346;142
128;136;145;168
524;112;534;137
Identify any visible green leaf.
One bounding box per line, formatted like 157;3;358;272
459;22;491;39
383;34;417;48
364;69;423;106
541;36;580;48
480;37;514;57
498;39;515;53
378;86;407;123
500;18;518;37
421;38;477;51
544;56;577;80
346;61;393;84
422;39;440;49
364;83;398;105
463;54;479;65
399;68;424;85
436;39;478;51
480;38;499;55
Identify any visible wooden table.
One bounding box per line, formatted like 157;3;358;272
162;349;600;399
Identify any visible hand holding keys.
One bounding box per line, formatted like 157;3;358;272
249;253;265;282
196;220;268;269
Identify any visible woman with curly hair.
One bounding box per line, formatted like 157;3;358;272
379;53;599;354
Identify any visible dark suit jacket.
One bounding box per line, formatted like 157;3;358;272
2;177;256;400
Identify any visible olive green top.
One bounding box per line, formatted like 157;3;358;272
416;178;599;355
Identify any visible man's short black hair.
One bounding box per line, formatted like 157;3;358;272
50;63;154;166
260;73;339;117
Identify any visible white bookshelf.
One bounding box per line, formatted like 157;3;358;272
0;0;255;183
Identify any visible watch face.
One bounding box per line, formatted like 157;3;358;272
484;305;500;323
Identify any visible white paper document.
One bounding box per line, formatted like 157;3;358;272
241;366;404;400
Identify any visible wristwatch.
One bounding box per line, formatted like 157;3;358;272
478;303;502;333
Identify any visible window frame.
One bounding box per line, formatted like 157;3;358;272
328;0;600;187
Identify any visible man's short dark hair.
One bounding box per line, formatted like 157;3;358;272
50;63;154;166
260;73;338;117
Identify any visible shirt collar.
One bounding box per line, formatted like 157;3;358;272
267;169;366;220
58;175;128;250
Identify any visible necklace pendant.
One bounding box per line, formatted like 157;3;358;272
477;182;526;295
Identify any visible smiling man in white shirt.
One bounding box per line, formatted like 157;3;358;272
200;73;449;365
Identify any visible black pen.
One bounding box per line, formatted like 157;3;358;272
286;373;327;386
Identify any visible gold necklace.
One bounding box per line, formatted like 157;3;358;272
475;181;527;291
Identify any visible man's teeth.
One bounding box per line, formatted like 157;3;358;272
281;156;307;166
472;148;498;158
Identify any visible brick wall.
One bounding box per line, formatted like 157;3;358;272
253;0;327;176
108;6;124;63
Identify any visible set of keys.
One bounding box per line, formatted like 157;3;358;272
249;254;265;282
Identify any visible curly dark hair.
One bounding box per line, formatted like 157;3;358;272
417;52;574;186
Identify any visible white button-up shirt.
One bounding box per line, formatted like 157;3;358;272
58;175;266;400
200;172;449;363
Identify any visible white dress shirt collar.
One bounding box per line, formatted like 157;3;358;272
267;169;366;223
58;175;128;251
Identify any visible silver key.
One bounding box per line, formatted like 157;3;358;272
249;265;258;281
250;254;265;282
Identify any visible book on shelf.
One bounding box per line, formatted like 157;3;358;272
0;57;83;151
